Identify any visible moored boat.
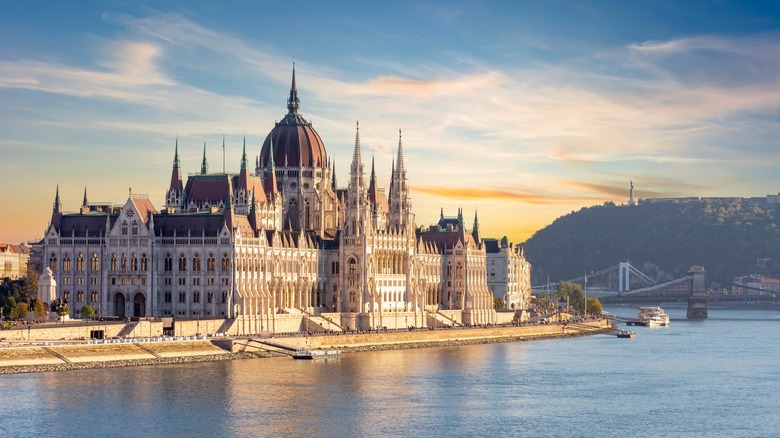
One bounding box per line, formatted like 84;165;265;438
636;307;670;326
292;349;341;360
616;330;636;338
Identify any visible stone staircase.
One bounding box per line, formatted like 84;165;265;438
116;322;138;338
305;314;343;332
426;311;464;328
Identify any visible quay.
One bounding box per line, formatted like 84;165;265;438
0;319;612;373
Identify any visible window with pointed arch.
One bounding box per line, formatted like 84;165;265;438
49;254;57;271
141;254;148;271
131;221;138;236
207;254;216;272
62;254;71;271
63;291;71;303
348;258;357;275
193;254;201;272
178;254;187;272
121;221;128;236
77;291;84;303
349;291;356;303
221;253;230;272
207;292;214;304
91;253;99;271
164;254;173;272
193;291;200;303
221;291;227;304
131;253;138;271
76;253;85;271
90;291;98;303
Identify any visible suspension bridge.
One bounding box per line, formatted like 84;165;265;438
532;263;708;319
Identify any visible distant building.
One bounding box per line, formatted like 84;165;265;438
484;236;531;311
638;195;780;206
732;274;780;295
0;243;30;282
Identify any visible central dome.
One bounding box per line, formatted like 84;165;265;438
259;66;327;169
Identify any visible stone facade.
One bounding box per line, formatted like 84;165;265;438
484;236;531;312
40;68;528;331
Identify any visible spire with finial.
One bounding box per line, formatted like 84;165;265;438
368;154;378;206
201;142;208;175
241;137;247;170
264;136;278;196
472;209;480;242
331;160;337;191
167;138;184;209
350;121;363;177
473;210;479;231
53;185;62;213
457;207;463;228
82;187;88;208
396;129;405;178
287;63;300;115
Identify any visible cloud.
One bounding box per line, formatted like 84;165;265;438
413;185;603;205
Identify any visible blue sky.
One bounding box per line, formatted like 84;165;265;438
2;0;780;245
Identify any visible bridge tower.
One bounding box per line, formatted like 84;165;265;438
687;266;708;319
618;262;631;292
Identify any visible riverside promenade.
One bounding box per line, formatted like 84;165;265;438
0;319;611;374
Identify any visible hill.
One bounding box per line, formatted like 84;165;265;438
520;199;780;287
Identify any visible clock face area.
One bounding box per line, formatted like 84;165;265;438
125;209;134;218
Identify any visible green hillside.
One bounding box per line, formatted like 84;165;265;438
521;199;780;286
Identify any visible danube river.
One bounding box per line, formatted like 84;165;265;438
1;307;778;437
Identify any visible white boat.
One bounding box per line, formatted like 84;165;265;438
292;349;341;360
636;307;670;326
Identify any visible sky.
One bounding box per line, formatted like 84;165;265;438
2;0;780;245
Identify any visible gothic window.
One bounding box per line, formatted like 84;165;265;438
178;254;186;272
193;254;201;272
193;291;200;303
207;292;213;304
178;292;186;303
349;258;357;275
221;292;227;304
164;292;171;303
289;199;299;229
120;254;128;271
90;291;98;303
350;291;356;302
207;254;216;272
131;253;138;271
131;221;138;235
141;254;148;271
91;253;99;271
111;254;118;271
304;200;310;229
121;221;128;235
63;291;70;303
63;255;71;271
49;254;57;271
76;254;85;271
77;291;84;303
164;254;173;272
221;253;230;272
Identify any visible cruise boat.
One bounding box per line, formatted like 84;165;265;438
636;307;670;326
292;349;341;360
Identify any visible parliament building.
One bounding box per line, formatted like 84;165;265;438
40;68;530;333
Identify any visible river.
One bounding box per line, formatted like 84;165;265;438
1;306;778;437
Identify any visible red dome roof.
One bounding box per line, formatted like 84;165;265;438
259;66;327;169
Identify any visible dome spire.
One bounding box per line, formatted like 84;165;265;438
287;63;300;115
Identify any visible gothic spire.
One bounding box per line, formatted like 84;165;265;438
267;136;275;172
82;187;88;208
473;210;479;231
331;160;337;190
241;137;247;170
53;185;61;212
396;129;405;177
201;142;208;175
173;137;181;169
287;63;300;115
350;121;363;175
370;155;376;182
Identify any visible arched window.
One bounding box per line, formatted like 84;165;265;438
111;254;118;271
221;253;230;272
164;254;173;272
178;254;187;272
193;254;201;272
141;254;148;271
76;253;85;271
221;292;227;304
131;253;138;271
131;221;138;235
49;253;57;271
207;254;216;272
193;291;200;303
90;291;98;303
91;253;99;271
63;255;71;271
121;221;128;235
349;258;357;275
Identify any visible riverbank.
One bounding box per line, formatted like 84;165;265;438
0;320;612;374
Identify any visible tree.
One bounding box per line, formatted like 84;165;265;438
32;299;46;321
557;281;584;312
493;297;504;310
56;305;70;318
3;297;20;321
586;297;602;315
81;305;95;319
18;302;29;320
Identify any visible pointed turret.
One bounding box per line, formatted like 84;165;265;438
457;208;464;228
367;155;379;207
166;138;184;210
82;187;88;208
200;142;208;175
240;137;248;170
264;136;279;197
331;160;337;191
53;185;62;213
388;129;412;230
350;121;364;179
287;63;300;115
472;210;480;242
